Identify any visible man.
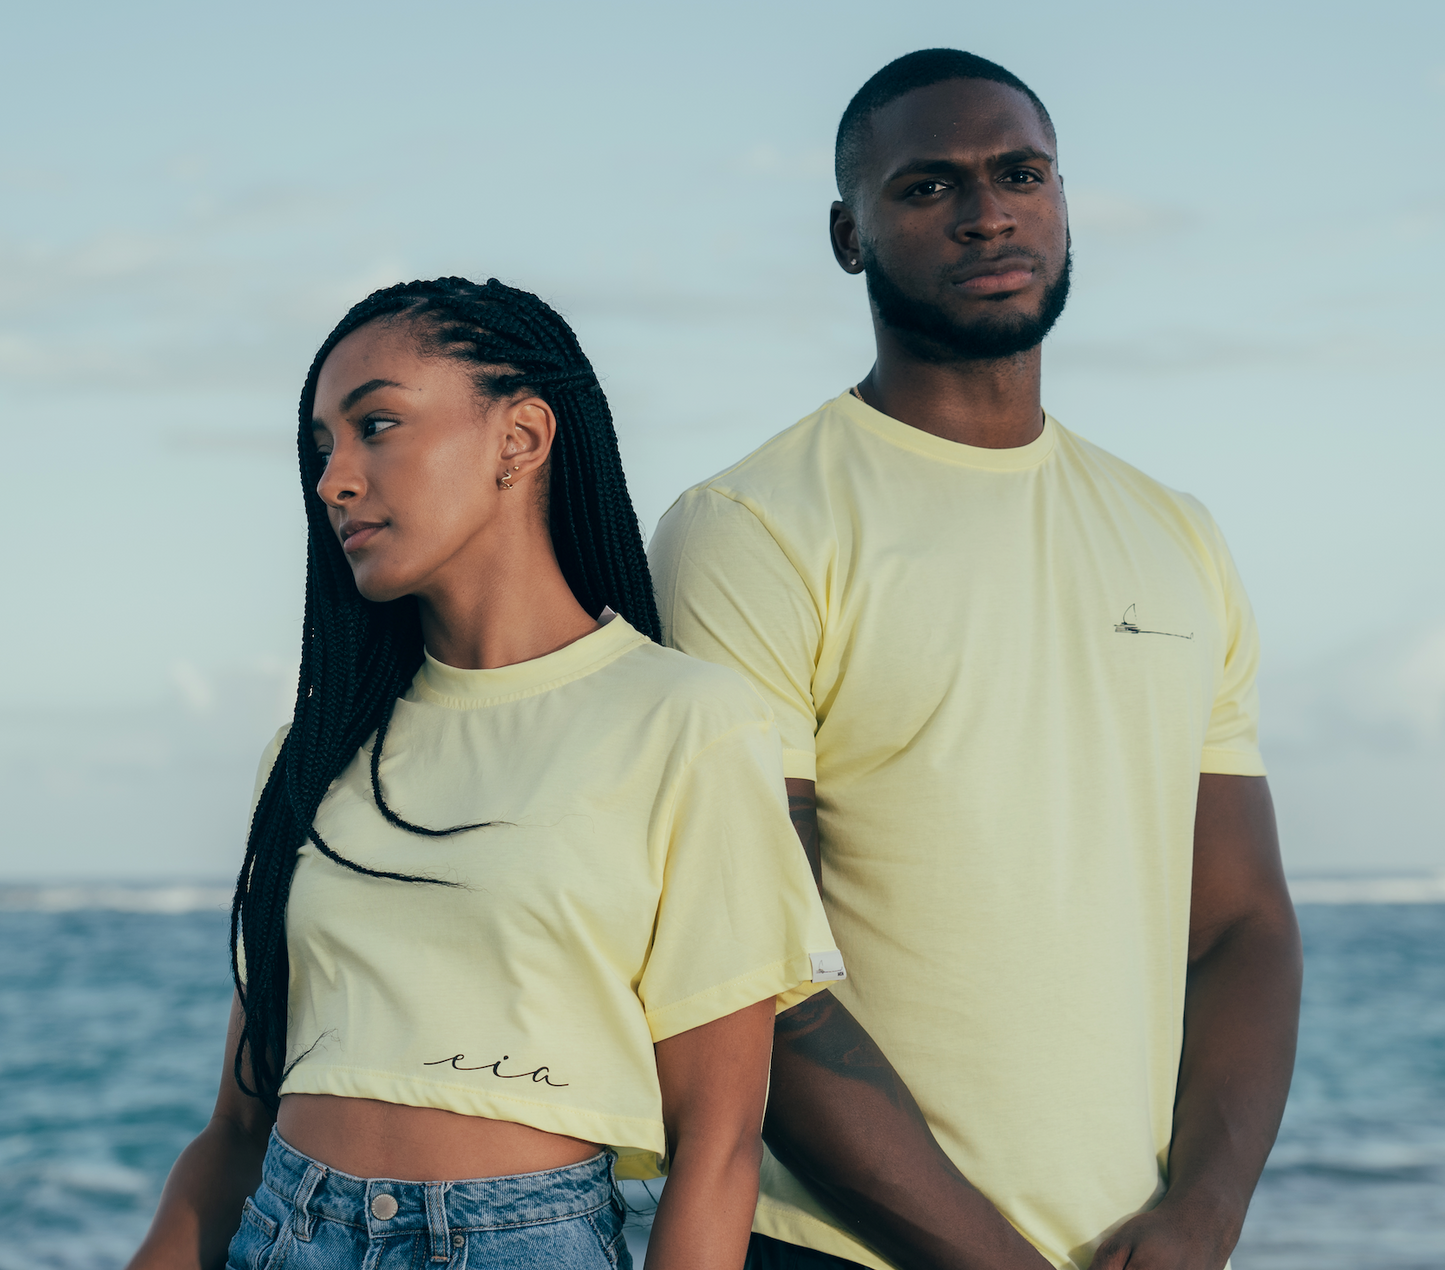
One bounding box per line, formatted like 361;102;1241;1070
648;49;1302;1270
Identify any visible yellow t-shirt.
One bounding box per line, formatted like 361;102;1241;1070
648;392;1265;1268
245;616;839;1178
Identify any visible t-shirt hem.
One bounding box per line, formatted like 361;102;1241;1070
775;979;832;1012
1200;747;1267;777
644;952;822;1042
752;1199;895;1270
781;748;817;782
277;1065;665;1161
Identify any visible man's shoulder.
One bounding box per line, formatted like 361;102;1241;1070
660;392;854;525
1054;421;1219;538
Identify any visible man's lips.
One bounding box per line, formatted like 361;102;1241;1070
338;521;386;553
950;258;1038;295
956;268;1034;294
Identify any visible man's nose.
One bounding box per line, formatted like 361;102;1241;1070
952;183;1015;242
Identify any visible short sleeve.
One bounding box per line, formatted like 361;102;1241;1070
637;716;841;1042
650;489;822;781
236;724;290;986
250;725;291;823
1200;521;1267;777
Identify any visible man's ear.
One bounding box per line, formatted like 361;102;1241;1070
830;202;865;275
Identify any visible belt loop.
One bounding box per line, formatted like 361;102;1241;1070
425;1181;451;1262
291;1161;327;1241
606;1149;625;1218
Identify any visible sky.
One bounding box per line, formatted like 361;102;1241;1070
0;0;1441;879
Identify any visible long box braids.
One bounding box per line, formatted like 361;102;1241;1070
230;277;662;1107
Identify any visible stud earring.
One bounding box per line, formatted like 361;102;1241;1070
849;257;858;267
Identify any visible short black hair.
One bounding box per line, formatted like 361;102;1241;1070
835;49;1054;202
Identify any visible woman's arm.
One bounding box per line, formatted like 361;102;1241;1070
648;997;776;1270
127;992;276;1270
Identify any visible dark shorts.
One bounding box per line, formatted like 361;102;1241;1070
745;1232;872;1270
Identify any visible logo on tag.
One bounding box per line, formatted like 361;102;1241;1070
809;950;847;982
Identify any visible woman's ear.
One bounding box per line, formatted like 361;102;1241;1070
496;396;556;491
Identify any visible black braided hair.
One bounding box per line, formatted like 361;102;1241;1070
230;277;661;1107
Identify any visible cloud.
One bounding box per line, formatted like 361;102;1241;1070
1066;188;1191;237
733;143;833;180
0;183;390;394
1264;620;1445;753
0;660;295;881
163;429;295;457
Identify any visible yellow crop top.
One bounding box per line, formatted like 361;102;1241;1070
245;616;839;1177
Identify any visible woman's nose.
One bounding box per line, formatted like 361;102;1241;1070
316;451;364;506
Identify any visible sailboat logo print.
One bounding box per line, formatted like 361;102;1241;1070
1114;604;1193;640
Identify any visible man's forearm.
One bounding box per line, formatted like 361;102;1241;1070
764;992;1050;1270
1161;909;1302;1244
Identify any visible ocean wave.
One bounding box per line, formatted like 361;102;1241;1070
0;884;231;913
1288;874;1445;904
3;876;1443;911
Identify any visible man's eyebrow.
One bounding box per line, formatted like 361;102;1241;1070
339;378;405;413
883;146;1056;185
993;146;1055;168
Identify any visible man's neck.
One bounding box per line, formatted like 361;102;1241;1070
856;333;1044;449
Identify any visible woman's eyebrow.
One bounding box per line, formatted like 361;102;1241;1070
339;378;406;412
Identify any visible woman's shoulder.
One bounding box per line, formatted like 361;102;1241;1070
615;640;775;735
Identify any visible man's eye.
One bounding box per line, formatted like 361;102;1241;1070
1003;169;1042;184
911;180;948;197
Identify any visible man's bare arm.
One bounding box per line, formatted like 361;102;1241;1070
1093;774;1302;1270
762;779;1050;1270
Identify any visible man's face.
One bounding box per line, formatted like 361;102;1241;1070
834;78;1071;362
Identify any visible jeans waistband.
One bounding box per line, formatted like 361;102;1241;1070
260;1129;617;1243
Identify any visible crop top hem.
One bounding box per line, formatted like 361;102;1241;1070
644;951;830;1042
277;1065;669;1159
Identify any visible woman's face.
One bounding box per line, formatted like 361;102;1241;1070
310;320;550;603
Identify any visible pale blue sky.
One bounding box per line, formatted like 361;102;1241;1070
1;0;1441;876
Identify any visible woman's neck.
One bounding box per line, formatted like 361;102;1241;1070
414;520;599;671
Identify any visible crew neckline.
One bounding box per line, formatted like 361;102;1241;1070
414;614;647;707
837;389;1058;472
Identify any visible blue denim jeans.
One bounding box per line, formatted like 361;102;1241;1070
227;1130;632;1270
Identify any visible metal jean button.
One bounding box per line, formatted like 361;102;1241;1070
371;1193;399;1220
452;1234;464;1247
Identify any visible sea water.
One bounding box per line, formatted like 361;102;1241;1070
0;889;1440;1269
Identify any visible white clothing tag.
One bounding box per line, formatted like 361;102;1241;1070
809;950;847;982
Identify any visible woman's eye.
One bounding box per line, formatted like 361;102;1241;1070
362;417;399;439
315;450;331;465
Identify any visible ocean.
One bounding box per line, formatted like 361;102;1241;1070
1;885;1440;1269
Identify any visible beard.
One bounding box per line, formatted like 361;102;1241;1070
863;244;1072;363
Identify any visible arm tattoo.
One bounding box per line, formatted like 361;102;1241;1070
788;789;822;888
774;993;910;1111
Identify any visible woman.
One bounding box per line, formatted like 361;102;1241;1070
128;277;840;1270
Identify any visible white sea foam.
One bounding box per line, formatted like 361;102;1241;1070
0;884;231;912
1288;874;1445;904
2;876;1443;911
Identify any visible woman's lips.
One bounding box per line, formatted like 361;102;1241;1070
340;523;385;553
956;268;1034;294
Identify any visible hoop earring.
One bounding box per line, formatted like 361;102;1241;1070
499;465;519;490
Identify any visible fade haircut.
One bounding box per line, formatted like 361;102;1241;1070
835;49;1054;203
